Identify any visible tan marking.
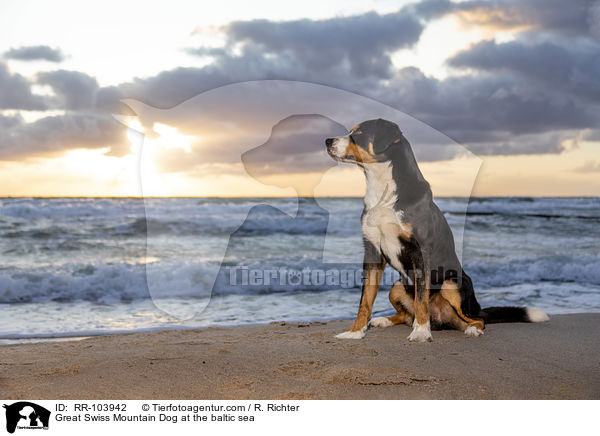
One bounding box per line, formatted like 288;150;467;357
344;142;377;163
368;141;374;155
350;124;361;132
413;272;431;325
387;311;406;325
429;293;468;331
384;281;410;325
378;222;412;246
414;300;429;325
440;280;485;330
397;222;413;240
389;281;414;315
349;259;386;332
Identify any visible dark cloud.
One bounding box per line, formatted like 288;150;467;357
0;65;130;160
463;131;570;156
37;70;99;110
377;67;598;152
0;113;128;160
95;86;128;114
0;63;47;110
164;1;598;158
52;46;599;161
0;113;23;129
33;70;129;113
220;10;423;78
449;38;600;103
3;45;65;63
409;0;456;20
122;46;377;109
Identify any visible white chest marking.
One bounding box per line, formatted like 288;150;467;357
361;163;409;277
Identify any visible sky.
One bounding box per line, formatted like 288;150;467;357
0;0;599;197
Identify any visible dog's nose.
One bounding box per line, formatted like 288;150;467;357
325;138;333;147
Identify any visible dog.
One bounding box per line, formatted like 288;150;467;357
326;118;549;342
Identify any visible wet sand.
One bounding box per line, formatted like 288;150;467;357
1;313;598;399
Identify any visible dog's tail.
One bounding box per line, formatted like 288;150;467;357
479;306;549;324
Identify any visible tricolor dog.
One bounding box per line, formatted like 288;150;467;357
326;119;549;342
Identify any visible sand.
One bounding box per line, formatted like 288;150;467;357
1;313;598;400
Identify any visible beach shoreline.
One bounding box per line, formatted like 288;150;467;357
1;313;598;400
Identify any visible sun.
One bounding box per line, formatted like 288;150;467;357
152;123;193;153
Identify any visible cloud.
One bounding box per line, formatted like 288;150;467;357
218;10;424;78
0;63;47;110
32;69;129;114
3;45;65;62
121;46;377;109
378;66;598;152
3;0;599;163
97;50;599;160
449;38;600;103
171;2;599;159
0;65;131;161
37;70;99;110
0;113;128;161
0;113;23;129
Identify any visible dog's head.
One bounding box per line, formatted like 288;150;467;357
325;118;404;165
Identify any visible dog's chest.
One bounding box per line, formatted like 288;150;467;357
361;163;409;274
362;207;403;251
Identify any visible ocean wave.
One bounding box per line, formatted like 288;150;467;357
0;257;361;304
446;211;600;221
466;254;600;288
3;197;599;243
2;251;598;305
0;197;143;219
1;197;599;315
0;214;348;240
0;264;149;304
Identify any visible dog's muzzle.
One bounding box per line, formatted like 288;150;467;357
326;136;348;160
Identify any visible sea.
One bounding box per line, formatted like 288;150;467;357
1;196;599;343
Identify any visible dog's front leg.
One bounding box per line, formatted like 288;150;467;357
336;243;386;339
408;249;433;342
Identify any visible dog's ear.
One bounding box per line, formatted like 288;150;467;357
372;119;403;154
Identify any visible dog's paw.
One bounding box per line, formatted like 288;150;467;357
464;326;484;337
335;326;367;339
407;321;432;342
369;317;394;328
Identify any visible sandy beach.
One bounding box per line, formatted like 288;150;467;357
1;313;598;400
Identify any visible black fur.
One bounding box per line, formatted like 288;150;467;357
334;118;538;325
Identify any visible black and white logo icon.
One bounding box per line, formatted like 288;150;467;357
3;402;50;434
